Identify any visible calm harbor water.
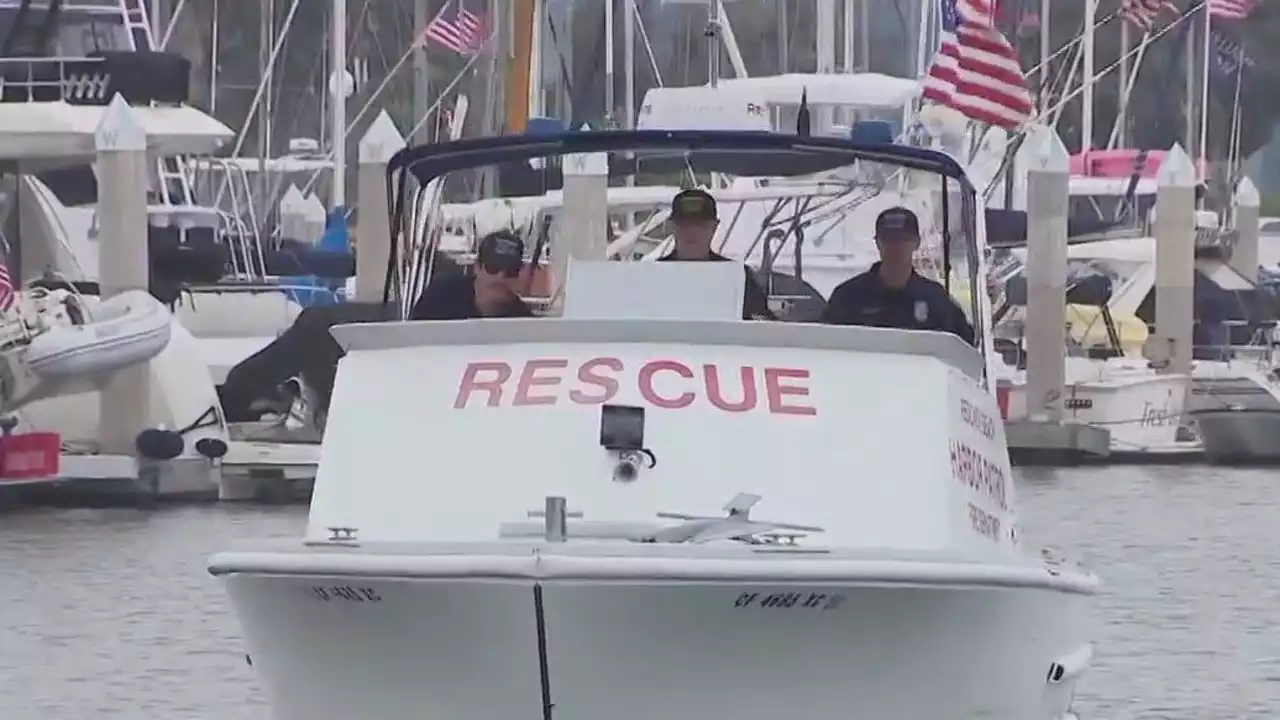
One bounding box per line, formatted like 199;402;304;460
1;466;1277;719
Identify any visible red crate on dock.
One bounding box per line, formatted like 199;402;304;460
0;432;60;481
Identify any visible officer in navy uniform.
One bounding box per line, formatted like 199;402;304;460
820;207;975;345
657;189;776;320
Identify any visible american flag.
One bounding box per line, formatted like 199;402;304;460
422;4;487;56
0;262;14;313
921;0;1032;129
1208;0;1257;19
1120;0;1179;29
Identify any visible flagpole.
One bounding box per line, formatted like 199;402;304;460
331;0;346;209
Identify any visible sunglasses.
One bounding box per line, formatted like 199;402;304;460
480;257;522;278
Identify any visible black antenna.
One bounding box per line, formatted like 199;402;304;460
796;88;811;137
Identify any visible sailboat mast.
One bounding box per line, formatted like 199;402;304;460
841;0;854;73
707;0;721;87
624;0;636;128
1197;3;1211;170
1038;0;1049;112
1118;21;1128;145
606;0;615;124
209;0;220;114
331;0;347;208
1184;4;1197;155
506;0;536;132
412;0;430;144
1082;0;1096;150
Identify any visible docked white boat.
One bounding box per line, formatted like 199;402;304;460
996;357;1188;452
210;131;1096;720
0;288;171;410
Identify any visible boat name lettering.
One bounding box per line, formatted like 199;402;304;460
968;502;1002;542
959;398;996;439
949;440;1007;511
1139;402;1177;428
733;591;846;610
453;358;817;416
310;585;382;603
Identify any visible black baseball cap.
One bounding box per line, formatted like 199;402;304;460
671;189;717;224
476;231;524;276
875;207;921;240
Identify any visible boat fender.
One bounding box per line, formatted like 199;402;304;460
195;437;229;460
135;428;185;461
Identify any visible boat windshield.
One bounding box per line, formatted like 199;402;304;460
388;133;984;345
0;1;136;57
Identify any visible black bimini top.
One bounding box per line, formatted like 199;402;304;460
386;130;974;188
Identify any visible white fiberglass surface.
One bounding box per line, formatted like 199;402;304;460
309;341;957;549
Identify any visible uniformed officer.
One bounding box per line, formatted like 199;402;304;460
410;231;535;320
657;188;776;320
820;206;975;345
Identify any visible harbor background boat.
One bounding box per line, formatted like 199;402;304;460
1;465;1275;718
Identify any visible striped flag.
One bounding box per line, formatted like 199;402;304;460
922;0;1032;129
1208;0;1257;19
421;4;488;57
0;262;15;313
1120;0;1179;29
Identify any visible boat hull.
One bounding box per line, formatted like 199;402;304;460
217;551;1092;720
1192;409;1280;464
1188;373;1280;464
1000;366;1189;452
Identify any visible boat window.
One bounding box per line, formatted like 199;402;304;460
391;138;987;359
0;4;129;58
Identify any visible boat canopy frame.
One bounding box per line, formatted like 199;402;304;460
382;130;983;340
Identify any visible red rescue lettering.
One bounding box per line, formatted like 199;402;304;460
968;502;1001;541
453;358;818;416
959;398;996;439
950;440;1007;511
765;367;817;416
568;357;623;404
514;359;567;406
703;365;756;413
454;361;511;408
639;360;696;409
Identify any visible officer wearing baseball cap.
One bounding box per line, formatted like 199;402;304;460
658;188;776;320
820;206;975;345
410;231;535;320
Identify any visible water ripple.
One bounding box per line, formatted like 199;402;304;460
2;467;1277;718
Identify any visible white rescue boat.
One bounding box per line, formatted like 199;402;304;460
208;131;1098;720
